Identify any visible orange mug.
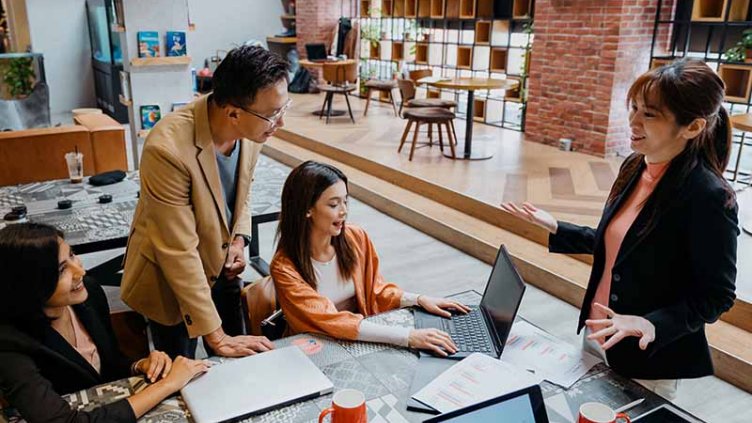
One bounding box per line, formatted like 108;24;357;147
318;389;367;423
578;402;631;423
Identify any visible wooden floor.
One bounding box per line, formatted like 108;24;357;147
278;92;752;300
85;165;752;423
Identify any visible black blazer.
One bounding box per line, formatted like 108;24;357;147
0;277;136;422
549;158;738;380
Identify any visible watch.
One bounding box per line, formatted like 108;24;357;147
236;234;252;247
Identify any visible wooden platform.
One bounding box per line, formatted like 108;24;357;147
271;92;752;392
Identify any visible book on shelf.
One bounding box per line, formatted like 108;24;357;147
119;71;131;101
140;105;161;130
166;31;187;56
137;31;160;58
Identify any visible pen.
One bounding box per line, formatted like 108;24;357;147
615;398;645;413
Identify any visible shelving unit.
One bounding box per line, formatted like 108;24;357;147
357;0;534;131
130;56;192;67
473;98;486;121
650;0;752;183
513;0;533;19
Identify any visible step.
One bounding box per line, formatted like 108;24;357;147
263;137;752;393
274;127;752;334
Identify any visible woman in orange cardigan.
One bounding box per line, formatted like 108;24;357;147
271;161;470;356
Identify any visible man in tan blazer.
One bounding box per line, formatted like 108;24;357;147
121;46;290;358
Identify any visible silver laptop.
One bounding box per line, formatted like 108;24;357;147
181;346;333;423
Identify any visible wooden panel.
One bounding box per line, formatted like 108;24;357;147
405;0;418;17
392;41;404;61
445;0;460;17
719;64;752;103
477;0;494;18
459;0;475;18
490;48;508;72
415;43;429;64
513;0;533;19
130;56;192;67
418;0;431;17
394;0;405;16
475;21;491;44
430;0;445;18
457;46;473;69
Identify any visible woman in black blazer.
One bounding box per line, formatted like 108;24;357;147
0;223;209;422
503;59;738;399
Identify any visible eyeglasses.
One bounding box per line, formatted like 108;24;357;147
236;98;292;128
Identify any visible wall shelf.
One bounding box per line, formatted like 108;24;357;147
431;0;445;18
691;0;750;22
394;0;405;16
419;0;431;17
406;0;418;17
370;43;381;59
392;41;404;61
118;94;132;106
457;45;473;69
475;21;491;44
459;0;475;18
513;0;533;19
415;43;429;64
382;0;393;16
446;0;460;18
490;48;508;72
427;87;441;98
504;76;522;102
650;57;673;70
266;36;297;44
719;64;752;103
361;0;371;17
477;0;494;18
130;56;192;67
473;98;486;121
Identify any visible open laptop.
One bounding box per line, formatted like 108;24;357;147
181;346;333;423
414;245;525;359
305;43;328;62
424;385;549;423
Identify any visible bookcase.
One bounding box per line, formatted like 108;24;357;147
356;0;534;131
649;0;752;183
114;0;194;169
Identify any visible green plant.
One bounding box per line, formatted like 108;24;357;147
724;45;746;62
3;57;35;98
519;22;534;103
361;21;381;48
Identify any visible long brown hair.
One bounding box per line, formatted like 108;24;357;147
609;59;735;232
275;161;357;289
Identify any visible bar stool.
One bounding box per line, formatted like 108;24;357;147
363;79;399;116
318;61;358;124
399;107;457;161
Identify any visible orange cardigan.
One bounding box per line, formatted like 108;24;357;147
270;225;404;340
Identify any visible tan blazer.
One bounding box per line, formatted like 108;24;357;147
120;95;262;338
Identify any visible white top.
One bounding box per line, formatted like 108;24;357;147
312;256;419;347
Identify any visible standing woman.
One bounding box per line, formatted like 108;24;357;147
502;59;738;399
0;223;208;422
271;161;470;356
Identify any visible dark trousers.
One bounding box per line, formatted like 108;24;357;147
150;276;245;359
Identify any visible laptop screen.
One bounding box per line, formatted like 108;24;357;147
480;246;525;350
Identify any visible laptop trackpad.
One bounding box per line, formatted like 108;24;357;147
414;309;448;330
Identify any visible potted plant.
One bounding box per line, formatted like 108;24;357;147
361;22;381;59
3;57;35;98
724;45;745;63
743;29;752;63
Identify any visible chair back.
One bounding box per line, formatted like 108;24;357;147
409;69;433;83
323;61;358;86
397;78;416;102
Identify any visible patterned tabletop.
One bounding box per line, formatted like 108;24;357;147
0;155;287;252
7;291;699;423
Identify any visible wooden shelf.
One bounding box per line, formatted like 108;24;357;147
266;36;297;44
111;23;125;33
130;56;192;68
382;0;393;16
475;21;491;44
430;0;445;18
513;0;533;19
394;0;405;16
504;76;522;102
370;43;381;59
418;0;431;17
406;0;418;17
392;41;404;61
477;0;494;18
281;14;296;20
490;48;508;72
651;57;674;70
137;129;150;139
446;0;460;18
427;88;441;98
118;94;132;107
473;98;486;121
361;0;371;17
415;43;429;64
719;63;752;102
459;0;475;18
457;45;473;69
691;0;750;22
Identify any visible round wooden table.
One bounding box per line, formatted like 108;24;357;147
426;77;520;160
730;113;752;236
299;59;356;118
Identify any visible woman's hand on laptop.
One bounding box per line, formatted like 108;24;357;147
162;356;210;391
409;328;458;357
417;296;471;318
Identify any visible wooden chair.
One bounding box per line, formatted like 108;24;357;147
399;107;457;161
318;61;358;124
397;78;457;117
363;79;399;116
408;69;433;83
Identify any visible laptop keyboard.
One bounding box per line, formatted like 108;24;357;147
443;307;494;354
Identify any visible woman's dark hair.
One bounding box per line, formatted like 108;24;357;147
0;223;64;336
276;161;357;289
609;59;735;232
212;45;290;108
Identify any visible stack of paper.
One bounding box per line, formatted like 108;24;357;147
411;353;541;414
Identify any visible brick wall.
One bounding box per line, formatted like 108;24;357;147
525;0;675;157
296;0;356;79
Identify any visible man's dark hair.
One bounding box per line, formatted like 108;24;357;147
212;45;290;108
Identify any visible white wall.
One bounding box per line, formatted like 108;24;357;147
26;0;96;117
24;0;284;117
188;0;285;69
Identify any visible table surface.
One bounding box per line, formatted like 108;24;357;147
731;113;752;132
45;291;703;423
299;59;357;68
0;155;287;250
428;77;519;91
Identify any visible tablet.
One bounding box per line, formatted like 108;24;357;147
632;404;695;423
424;385;549;423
